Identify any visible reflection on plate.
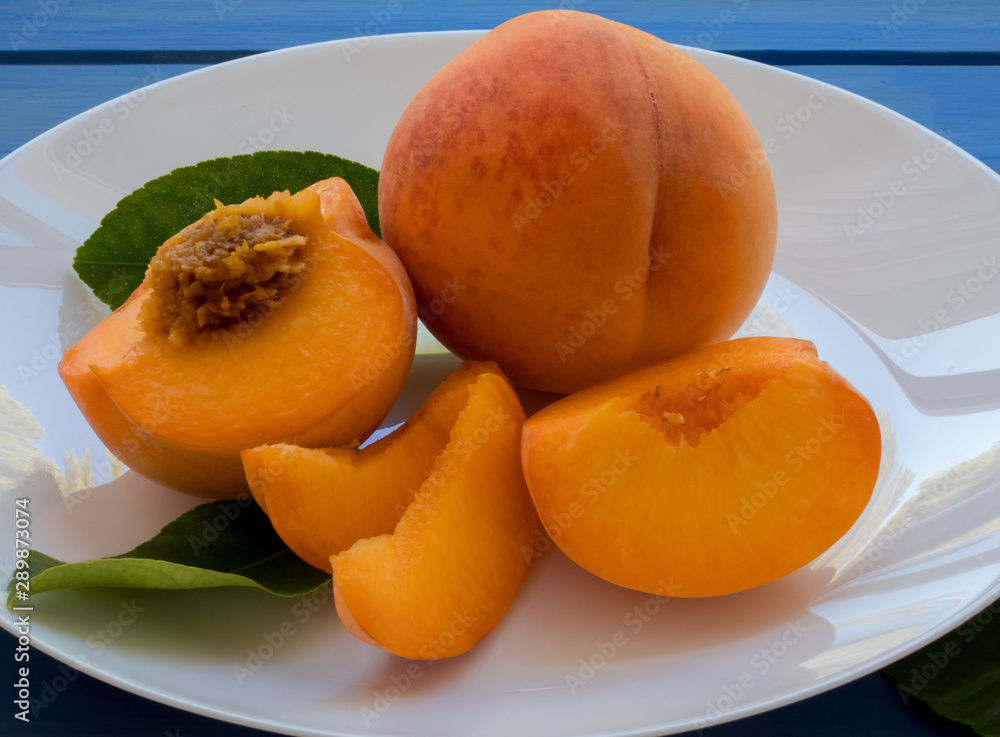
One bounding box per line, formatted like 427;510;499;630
2;31;1000;737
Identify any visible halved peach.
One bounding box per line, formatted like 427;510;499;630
521;337;881;597
58;283;252;493
241;362;486;571
328;362;540;659
59;178;416;498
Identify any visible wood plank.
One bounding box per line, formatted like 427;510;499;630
5;64;996;175
1;0;998;53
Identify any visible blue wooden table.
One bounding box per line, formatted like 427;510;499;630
1;1;996;735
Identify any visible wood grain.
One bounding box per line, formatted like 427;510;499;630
1;0;998;52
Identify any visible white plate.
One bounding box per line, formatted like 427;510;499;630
2;30;1000;737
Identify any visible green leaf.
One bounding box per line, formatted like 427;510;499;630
883;599;1000;736
6;500;330;608
73;150;380;309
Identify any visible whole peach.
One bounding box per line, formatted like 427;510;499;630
379;10;777;393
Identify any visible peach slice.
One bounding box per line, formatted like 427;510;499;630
521;337;882;597
326;362;540;659
241;362;485;571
